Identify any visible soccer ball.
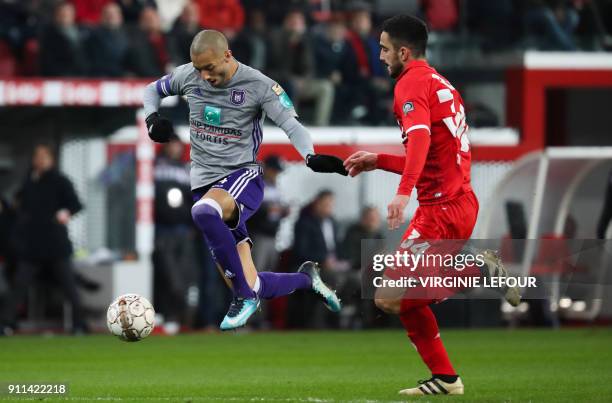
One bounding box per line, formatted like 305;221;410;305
106;294;155;342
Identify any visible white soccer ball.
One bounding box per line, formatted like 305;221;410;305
106;294;155;342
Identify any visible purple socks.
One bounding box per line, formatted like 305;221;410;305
191;199;313;301
191;201;255;299
256;272;311;299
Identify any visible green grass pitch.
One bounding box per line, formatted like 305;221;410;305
0;329;611;402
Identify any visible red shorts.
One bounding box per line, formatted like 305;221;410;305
382;191;480;300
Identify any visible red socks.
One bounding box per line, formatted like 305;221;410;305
399;300;456;376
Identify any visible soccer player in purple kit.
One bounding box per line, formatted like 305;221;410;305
143;30;346;330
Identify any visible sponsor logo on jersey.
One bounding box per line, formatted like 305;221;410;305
203;105;222;126
279;92;294;109
230;89;246;105
403;101;414;114
189;119;243;145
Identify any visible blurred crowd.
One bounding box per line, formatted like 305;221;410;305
1;0;611;124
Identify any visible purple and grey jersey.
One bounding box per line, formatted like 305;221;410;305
145;62;302;190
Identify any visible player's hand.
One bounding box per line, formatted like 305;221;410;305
145;112;173;143
306;154;348;176
387;194;410;230
343;151;377;177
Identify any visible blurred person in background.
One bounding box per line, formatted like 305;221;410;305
466;0;519;50
249;155;289;273
267;9;335;126
168;1;201;67
312;16;353;124
87;2;129;77
293;190;341;274
339;206;384;328
195;0;245;41
116;0;156;27
39;1;89;76
152;134;198;334
291;189;345;328
231;9;268;72
341;206;384;271
1;144;87;336
526;0;581;50
344;2;392;125
125;6;169;77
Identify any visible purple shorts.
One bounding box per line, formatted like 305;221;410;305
192;167;264;245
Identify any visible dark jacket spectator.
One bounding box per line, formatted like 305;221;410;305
125;6;169;77
340;206;384;271
39;2;89;77
267;10;315;87
87;2;128;77
526;0;580;50
116;0;156;27
168;1;201;66
313;18;349;81
231;9;268;71
293;190;339;268
153;138;192;227
14;166;82;261
2;144;87;334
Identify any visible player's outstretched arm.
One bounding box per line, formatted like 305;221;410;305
344;151;377;177
278;117;347;176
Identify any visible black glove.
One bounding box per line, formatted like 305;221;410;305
145;112;174;143
306;154;348;176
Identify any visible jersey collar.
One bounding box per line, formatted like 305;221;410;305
397;59;429;81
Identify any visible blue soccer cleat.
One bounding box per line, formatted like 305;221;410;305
298;261;342;313
220;297;260;331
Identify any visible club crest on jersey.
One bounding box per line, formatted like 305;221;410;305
403;101;414;115
230;89;246;105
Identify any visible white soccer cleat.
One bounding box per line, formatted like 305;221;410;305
399;376;464;396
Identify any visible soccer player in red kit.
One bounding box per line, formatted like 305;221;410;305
344;15;520;396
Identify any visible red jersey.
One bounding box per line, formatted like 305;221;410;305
377;60;472;204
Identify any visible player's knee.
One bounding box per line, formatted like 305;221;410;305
375;298;400;314
191;198;223;223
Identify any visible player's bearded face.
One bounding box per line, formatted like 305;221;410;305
379;32;403;79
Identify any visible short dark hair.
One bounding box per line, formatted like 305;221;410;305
381;15;428;58
315;189;334;201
